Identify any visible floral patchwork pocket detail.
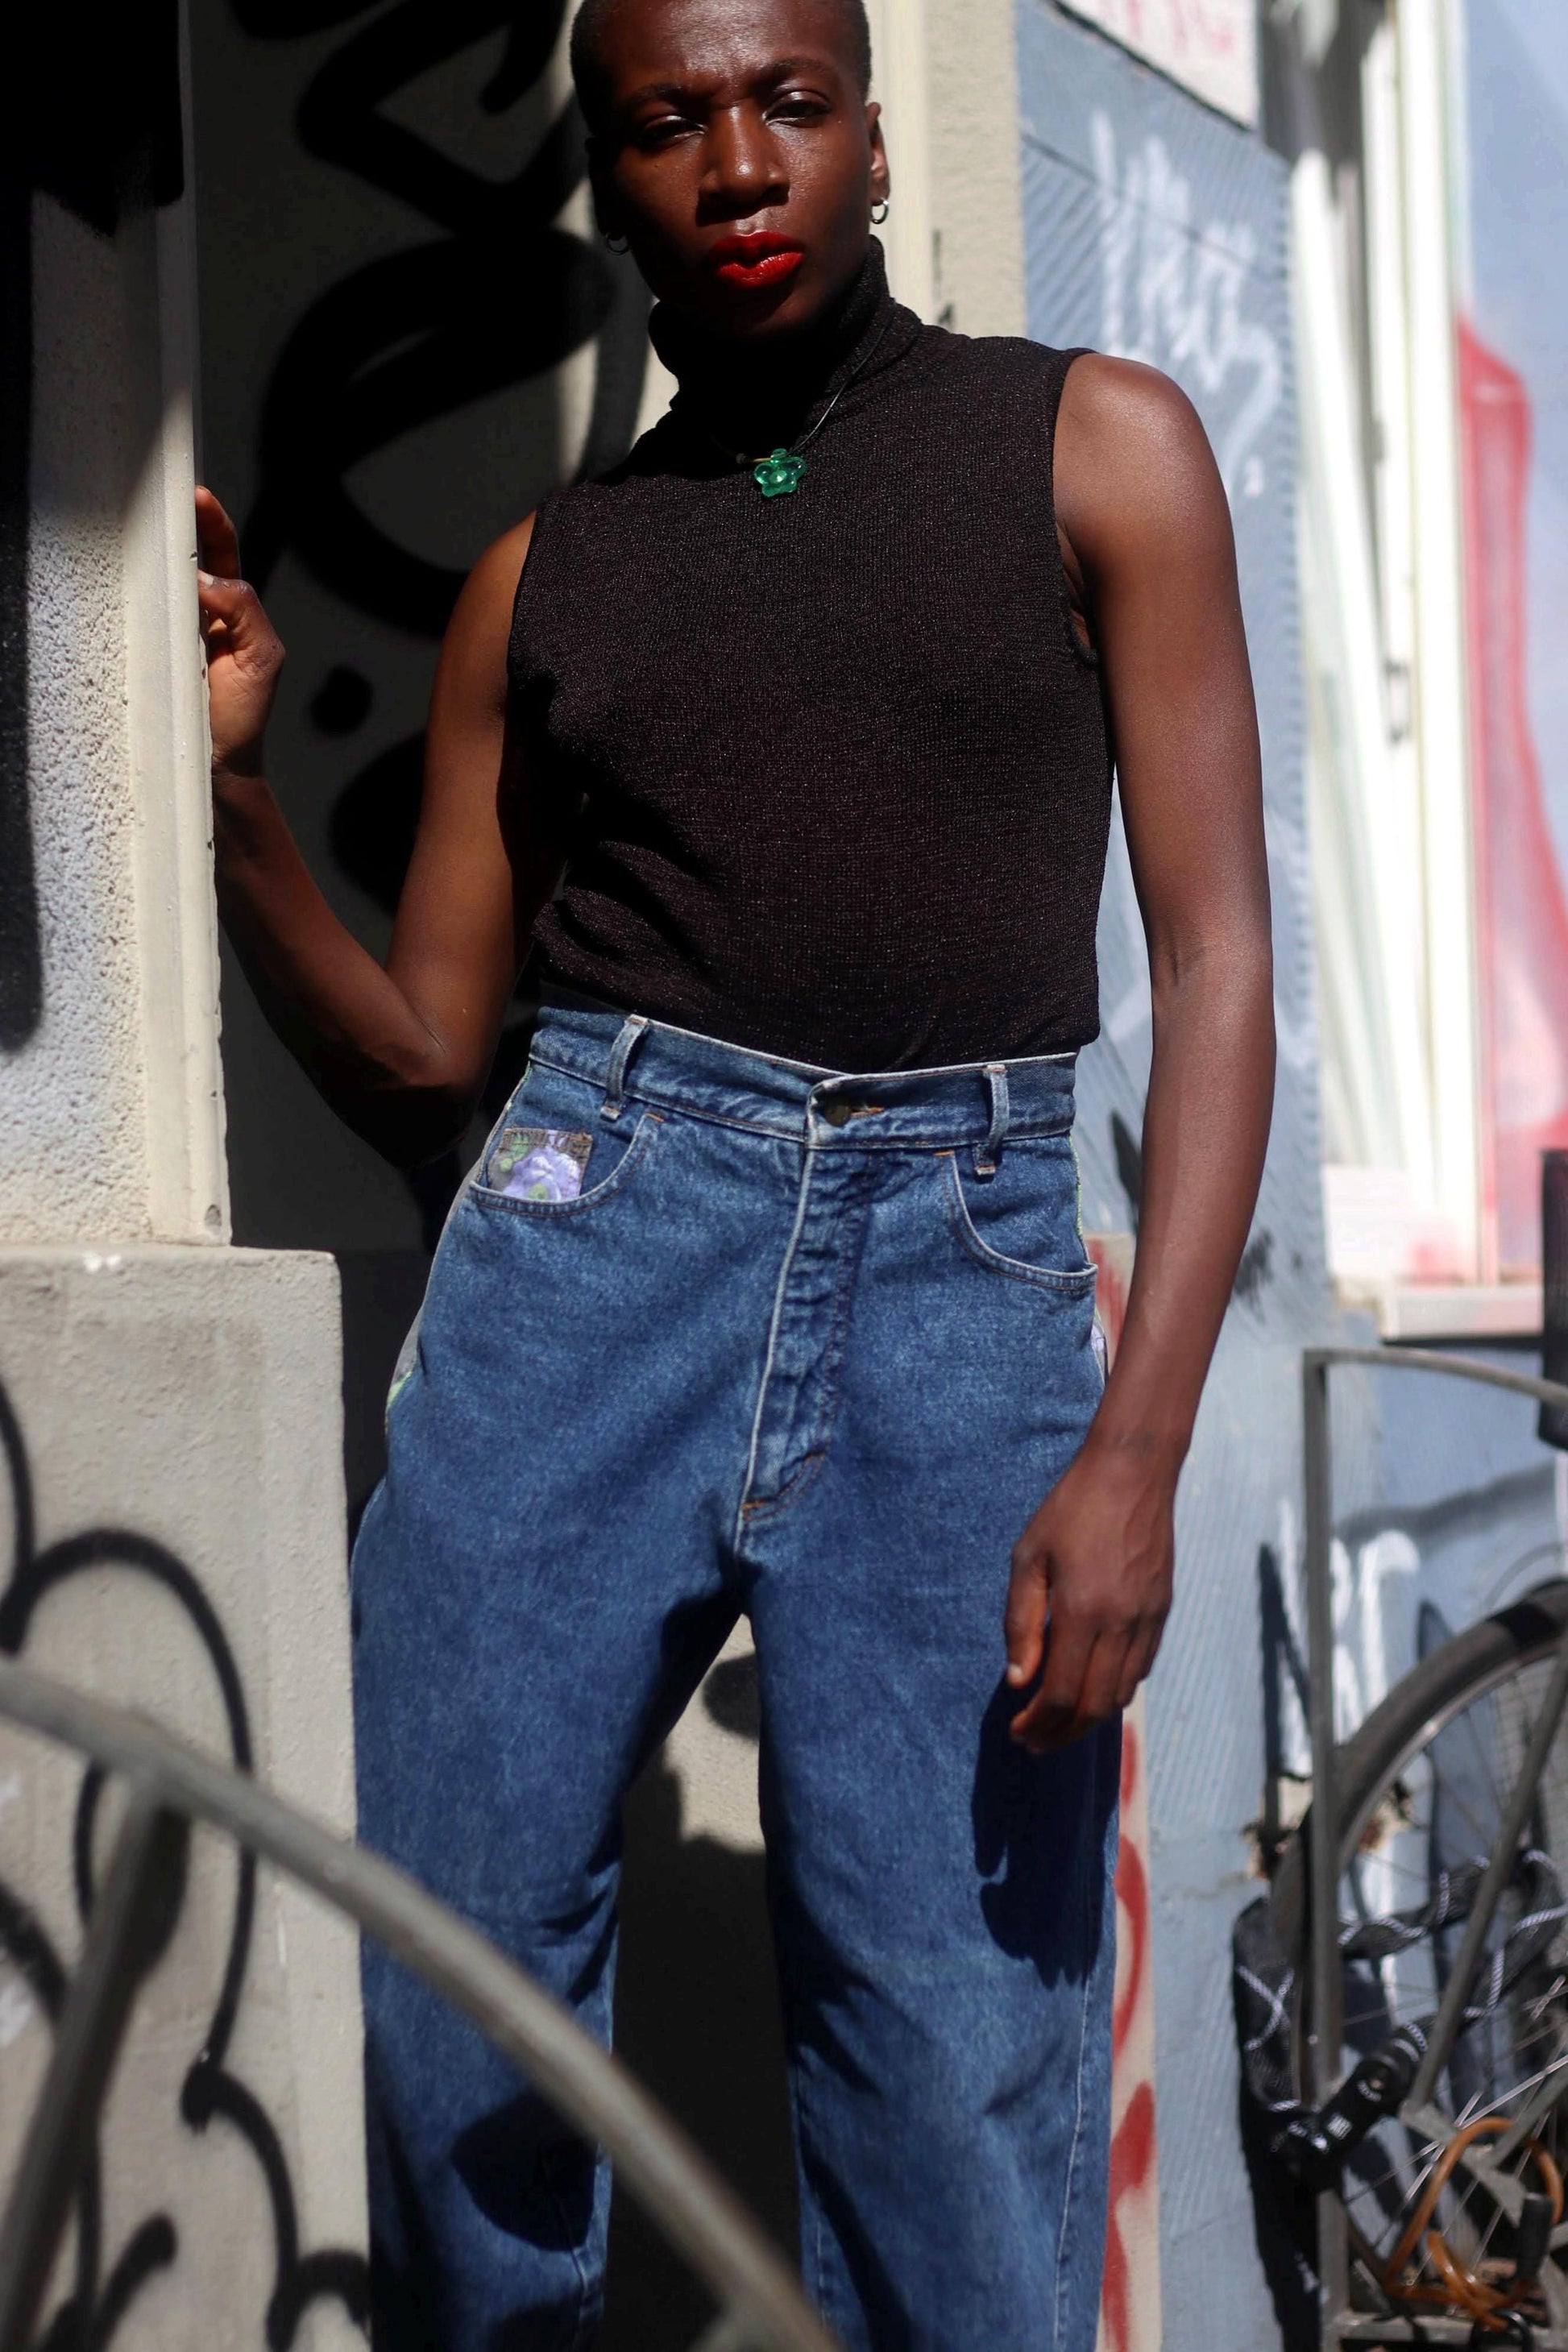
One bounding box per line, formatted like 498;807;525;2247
485;1127;594;1202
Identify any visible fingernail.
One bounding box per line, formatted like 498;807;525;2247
1006;1663;1026;1685
198;570;216;587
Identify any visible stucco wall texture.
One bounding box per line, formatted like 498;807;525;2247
6;198;155;1246
0;1245;362;2348
2;146;365;2340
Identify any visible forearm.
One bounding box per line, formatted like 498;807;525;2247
214;768;474;1164
1091;932;1275;1471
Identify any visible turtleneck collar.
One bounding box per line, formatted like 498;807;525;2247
649;238;918;458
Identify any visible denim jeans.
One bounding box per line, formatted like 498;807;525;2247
351;1001;1120;2352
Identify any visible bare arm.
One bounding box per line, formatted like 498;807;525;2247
1005;358;1276;1751
196;489;561;1164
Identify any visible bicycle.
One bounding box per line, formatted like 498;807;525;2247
1238;1348;1568;2350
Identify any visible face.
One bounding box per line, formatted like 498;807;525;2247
587;0;889;339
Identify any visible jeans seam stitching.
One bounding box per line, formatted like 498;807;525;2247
735;1146;817;1542
539;2140;596;2346
799;1181;869;1475
527;1054;1072;1150
468;1110;662;1218
738;1446;828;1527
942;1153;1099;1291
787;2043;833;2323
1052;1732;1102;2352
740;1176;869;1529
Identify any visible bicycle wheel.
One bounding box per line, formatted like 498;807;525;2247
1273;1579;1568;2324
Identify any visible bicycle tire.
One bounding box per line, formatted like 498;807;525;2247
1271;1578;1568;1959
1267;1577;1568;2325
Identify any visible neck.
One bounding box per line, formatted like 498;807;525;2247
652;240;894;458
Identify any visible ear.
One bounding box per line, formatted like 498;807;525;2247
865;101;890;209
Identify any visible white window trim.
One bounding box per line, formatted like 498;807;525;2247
1305;2;1506;1303
1340;1281;1542;1343
1398;0;1483;1280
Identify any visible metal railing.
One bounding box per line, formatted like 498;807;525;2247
1301;1344;1568;2352
0;1655;840;2352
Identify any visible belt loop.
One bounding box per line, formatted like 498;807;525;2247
973;1063;1010;1179
602;1014;649;1122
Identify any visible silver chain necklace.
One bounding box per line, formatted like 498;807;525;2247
692;313;897;499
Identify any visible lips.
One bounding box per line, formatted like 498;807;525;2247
708;234;805;290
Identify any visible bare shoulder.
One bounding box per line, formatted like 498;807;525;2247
461;513;539;620
1055;356;1227;561
1058;355;1209;470
437;514;539;711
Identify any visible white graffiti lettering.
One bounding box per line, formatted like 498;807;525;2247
1090;110;1282;505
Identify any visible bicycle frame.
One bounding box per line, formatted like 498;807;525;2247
1302;1346;1568;2352
0;1655;840;2352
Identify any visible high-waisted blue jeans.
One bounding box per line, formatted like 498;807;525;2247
351;1001;1120;2352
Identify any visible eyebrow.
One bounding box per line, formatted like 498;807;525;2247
620;54;843;107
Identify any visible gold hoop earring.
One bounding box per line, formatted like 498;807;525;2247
870;199;890;225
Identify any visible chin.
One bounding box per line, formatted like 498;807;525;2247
695;280;831;342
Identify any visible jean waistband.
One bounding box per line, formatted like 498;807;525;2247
526;998;1076;1152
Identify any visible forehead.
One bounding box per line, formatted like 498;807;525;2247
598;0;857;91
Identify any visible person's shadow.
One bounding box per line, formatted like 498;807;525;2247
602;1653;797;2347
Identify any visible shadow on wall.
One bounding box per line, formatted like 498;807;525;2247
196;0;652;1260
192;7;801;2321
607;1700;797;2348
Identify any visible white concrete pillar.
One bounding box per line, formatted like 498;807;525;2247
0;12;364;2335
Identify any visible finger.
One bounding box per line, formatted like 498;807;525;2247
194;485;242;579
1004;1543;1049;1690
1074;1628;1135;1734
197;569;275;656
1010;1610;1096;1745
1023;1628;1133;1752
1115;1620;1164;1711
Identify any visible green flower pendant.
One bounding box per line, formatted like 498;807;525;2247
753;447;807;498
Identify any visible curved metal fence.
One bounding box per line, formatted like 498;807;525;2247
0;1655;840;2352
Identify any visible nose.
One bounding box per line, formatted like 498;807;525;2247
699;103;788;219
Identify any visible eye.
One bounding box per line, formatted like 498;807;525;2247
635;111;698;149
768;89;830;122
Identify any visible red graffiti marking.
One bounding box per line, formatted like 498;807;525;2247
1101;2084;1157;2352
1460;319;1568;1272
1113;1723;1148;2055
1101;1715;1156;2352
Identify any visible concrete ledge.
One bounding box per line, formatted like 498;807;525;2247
0;1243;365;2348
1336;1278;1544;1342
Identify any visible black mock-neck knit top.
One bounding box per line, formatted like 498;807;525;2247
508;243;1111;1072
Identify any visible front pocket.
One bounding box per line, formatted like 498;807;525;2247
943;1146;1097;1290
469;1107;662;1218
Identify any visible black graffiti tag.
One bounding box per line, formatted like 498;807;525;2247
240;0;649;636
0;1376;370;2346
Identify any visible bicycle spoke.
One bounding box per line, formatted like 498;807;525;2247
1280;1583;1568;2333
1341;2134;1444;2238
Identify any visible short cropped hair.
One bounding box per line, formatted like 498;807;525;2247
570;0;874;133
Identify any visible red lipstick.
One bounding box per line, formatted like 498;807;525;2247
708;233;805;290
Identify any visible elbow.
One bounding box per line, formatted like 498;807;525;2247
1151;920;1272;1004
330;1039;486;1170
357;1071;484;1170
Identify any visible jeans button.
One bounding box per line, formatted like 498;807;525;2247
819;1099;852;1128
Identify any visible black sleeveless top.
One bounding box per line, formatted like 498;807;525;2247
508;245;1111;1071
